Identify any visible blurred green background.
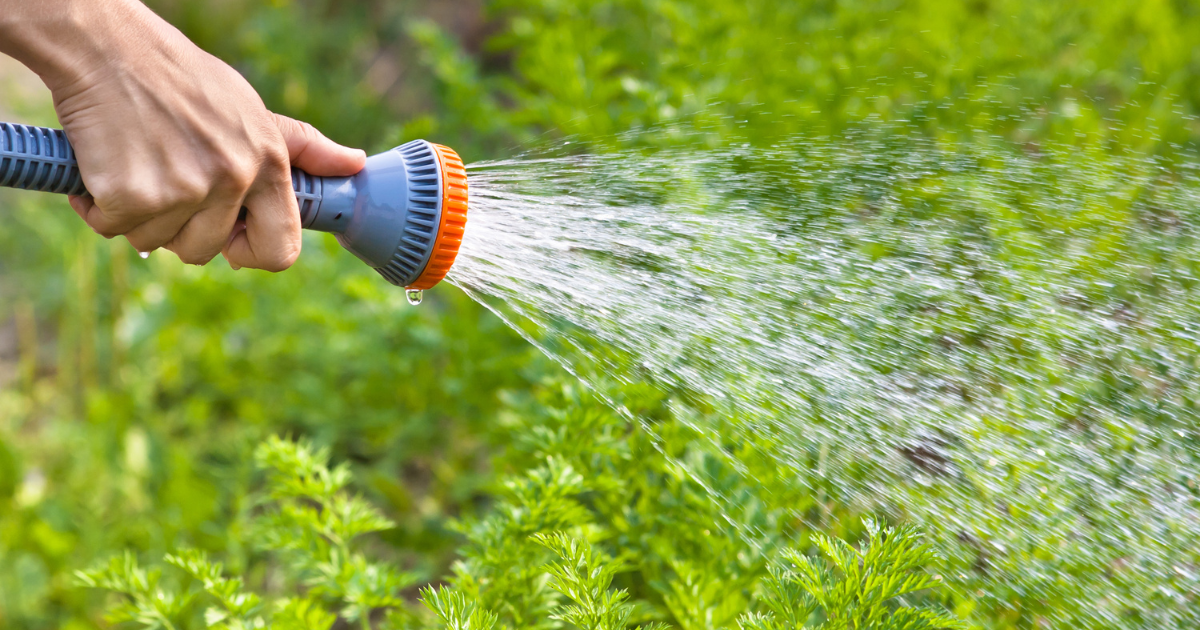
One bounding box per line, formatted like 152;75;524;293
0;0;1198;628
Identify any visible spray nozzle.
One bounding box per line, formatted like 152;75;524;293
0;123;469;290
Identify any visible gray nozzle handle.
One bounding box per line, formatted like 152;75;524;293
0;121;353;234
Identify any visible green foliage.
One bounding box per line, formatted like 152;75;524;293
165;549;266;629
76;552;196;630
534;532;666;630
78;438;962;630
0;131;534;628
444;459;587;629
422;587;499;630
414;0;1200;153
76;438;412;630
397;381;966;630
1;0;1197;629
747;520;964;630
249;437;415;624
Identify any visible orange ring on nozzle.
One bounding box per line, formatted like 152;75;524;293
409;143;469;290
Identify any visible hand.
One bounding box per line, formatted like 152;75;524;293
0;0;366;271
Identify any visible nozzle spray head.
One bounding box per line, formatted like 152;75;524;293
296;140;469;289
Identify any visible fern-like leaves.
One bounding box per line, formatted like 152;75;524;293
77;437;412;629
745;518;966;630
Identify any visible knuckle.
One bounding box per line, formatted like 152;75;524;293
170;239;218;266
177;250;212;266
227;165;256;193
213;152;256;193
124;233;149;249
121;196;159;217
83;175;119;205
126;236;159;253
92;224;121;239
88;207;140;238
109;188;162;216
271;112;301;137
90;175;158;214
262;242;301;273
293;119;318;139
171;176;211;207
262;146;291;176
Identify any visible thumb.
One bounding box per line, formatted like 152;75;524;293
272;113;367;176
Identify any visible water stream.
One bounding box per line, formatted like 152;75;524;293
447;130;1200;626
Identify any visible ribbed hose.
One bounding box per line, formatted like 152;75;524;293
0;122;325;221
0;123;86;195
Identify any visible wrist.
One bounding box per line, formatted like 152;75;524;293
0;0;162;93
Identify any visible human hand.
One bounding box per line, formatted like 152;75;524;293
0;0;366;271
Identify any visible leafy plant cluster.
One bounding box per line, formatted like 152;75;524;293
418;0;1200;153
1;0;1198;629
77;437;411;630
78;436;961;630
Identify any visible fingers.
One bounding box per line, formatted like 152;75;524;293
224;213;247;270
68;195;92;222
162;203;243;265
72;194;179;256
68;113;349;272
70;195;173;255
221;172;301;273
122;208;193;254
217;114;363;273
272;113;366;176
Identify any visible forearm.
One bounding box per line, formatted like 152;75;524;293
0;0;165;91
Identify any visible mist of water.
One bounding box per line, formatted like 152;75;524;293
447;130;1200;626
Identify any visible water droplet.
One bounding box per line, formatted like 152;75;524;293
406;289;424;305
138;251;150;259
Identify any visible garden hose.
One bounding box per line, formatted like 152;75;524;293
0;122;468;290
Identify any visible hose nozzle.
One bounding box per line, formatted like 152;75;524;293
296;139;468;289
0;123;469;290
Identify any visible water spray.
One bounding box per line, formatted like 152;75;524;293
0;122;468;301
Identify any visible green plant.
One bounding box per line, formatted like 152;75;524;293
77;437;412;630
745;521;964;630
78;437;963;630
